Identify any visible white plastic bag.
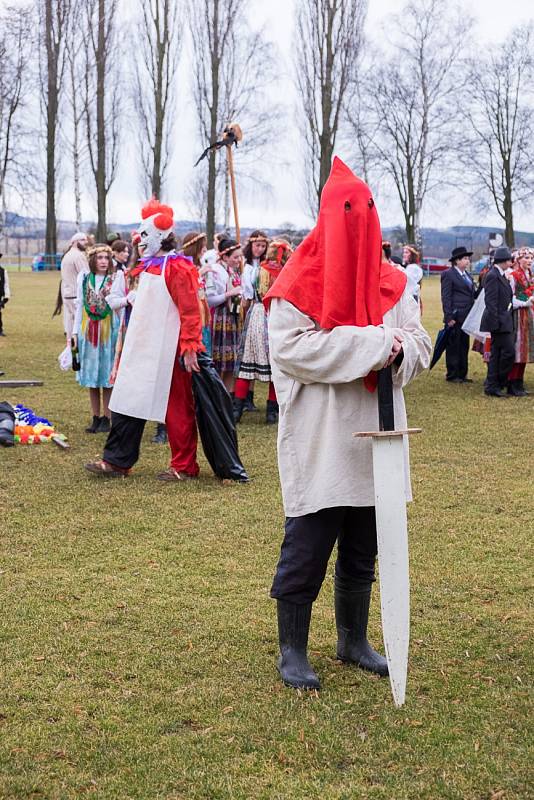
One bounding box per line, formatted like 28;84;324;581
58;345;72;371
462;289;490;343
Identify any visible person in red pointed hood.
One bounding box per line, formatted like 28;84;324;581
266;158;431;692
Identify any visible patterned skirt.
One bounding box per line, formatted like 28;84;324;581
211;303;242;374
514;307;534;363
235;301;271;382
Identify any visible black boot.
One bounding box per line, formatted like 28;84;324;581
85;415;100;434
151;423;168;443
233;397;245;423
96;415;111;433
518;379;530;395
335;580;388;676
244;390;259;412
507;380;524;397
266;399;279;425
0;401;15;447
276;600;320;690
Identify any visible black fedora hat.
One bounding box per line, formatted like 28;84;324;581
449;246;473;262
493;246;513;263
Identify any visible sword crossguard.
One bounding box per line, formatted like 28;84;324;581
354;428;422;438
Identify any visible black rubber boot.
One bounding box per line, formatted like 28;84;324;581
151;423;168;443
518;379;530;395
233;397;245;423
85;415;100;434
507;380;524;397
276;600;320;690
96;415;111;433
335;580;388;676
266;399;279;425
244;390;259;412
0;401;15;447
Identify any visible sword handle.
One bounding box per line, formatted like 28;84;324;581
377;366;394;432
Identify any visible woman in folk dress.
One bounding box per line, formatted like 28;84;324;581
234;239;293;424
206;237;243;393
73;244;119;433
507;247;534;395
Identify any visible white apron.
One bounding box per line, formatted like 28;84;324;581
109;256;181;422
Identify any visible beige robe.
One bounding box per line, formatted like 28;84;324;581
61;247;88;340
268;293;432;517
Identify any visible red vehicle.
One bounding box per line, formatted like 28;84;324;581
421;257;449;274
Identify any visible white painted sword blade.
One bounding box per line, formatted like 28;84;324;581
371;435;410;707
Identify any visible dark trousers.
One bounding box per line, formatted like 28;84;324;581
270;507;377;605
485;332;516;391
103;412;146;469
445;324;469;380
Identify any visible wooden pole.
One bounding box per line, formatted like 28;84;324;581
226;144;240;243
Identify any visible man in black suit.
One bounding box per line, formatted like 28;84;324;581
440;246;476;382
480;246;515;398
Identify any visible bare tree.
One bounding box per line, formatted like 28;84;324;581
132;0;182;200
188;0;276;245
296;0;367;216
83;0;120;241
0;5;35;239
38;0;73;259
357;0;472;247
461;25;534;247
63;0;89;228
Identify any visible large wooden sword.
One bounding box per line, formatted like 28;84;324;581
354;366;421;707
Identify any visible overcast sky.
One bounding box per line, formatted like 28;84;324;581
46;0;534;231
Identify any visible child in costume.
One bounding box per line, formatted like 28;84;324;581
206;237;243;393
85;200;205;481
181;231;213;355
73;244;119;433
240;231;270;411
265;159;431;691
234;239;293;424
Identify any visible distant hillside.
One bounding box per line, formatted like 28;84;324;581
3;211;534;257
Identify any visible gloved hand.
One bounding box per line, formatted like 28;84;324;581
126;290;137;306
512;298;531;309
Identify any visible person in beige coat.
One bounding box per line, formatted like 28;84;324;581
60;232;89;342
264;158;431;691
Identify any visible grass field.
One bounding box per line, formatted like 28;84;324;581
0;273;532;800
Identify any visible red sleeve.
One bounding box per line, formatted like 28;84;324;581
165;256;205;355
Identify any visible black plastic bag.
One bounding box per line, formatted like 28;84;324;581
191;352;249;482
0;401;15;447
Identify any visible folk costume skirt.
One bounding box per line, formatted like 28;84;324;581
211;303;241;374
236;301;271;382
514;307;534;363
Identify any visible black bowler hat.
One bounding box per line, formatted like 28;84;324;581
449;246;473;262
493;246;513;263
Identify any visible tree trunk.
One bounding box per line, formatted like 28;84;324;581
70;56;83;228
503;194;515;247
206;0;219;247
96;0;107;241
151;36;164;199
317;3;335;207
45;0;57;262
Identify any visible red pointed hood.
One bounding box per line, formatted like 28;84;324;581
265;157;406;330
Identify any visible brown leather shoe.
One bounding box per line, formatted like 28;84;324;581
156;467;198;482
84;459;131;477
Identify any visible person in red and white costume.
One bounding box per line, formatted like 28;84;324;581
85;199;205;480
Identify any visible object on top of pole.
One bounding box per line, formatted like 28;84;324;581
193;122;243;167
